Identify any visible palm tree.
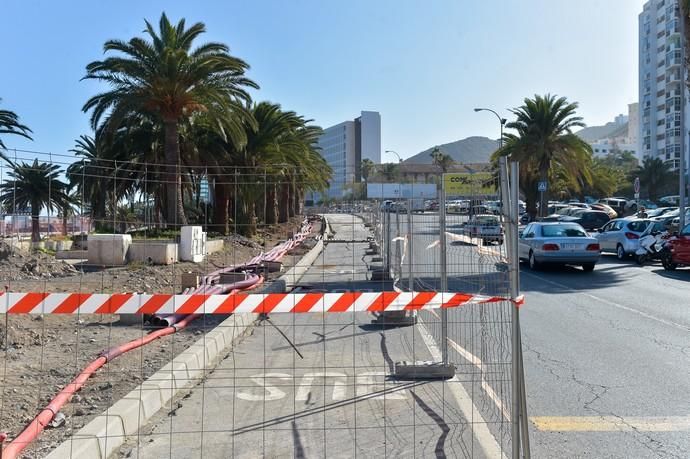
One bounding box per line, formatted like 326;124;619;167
633;157;674;202
0;160;71;242
379;163;399;182
361;158;375;183
67;134;113;231
496;94;593;217
430;147;455;173
0;99;33;149
82;12;257;227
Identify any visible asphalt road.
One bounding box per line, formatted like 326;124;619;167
125;212;690;458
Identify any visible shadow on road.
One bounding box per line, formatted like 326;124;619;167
520;262;625;293
649;268;690;281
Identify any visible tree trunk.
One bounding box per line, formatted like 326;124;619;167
213;182;230;235
279;183;290;223
62;211;68;236
31;214;40;243
294;187;303;216
265;184;278;225
164;120;187;227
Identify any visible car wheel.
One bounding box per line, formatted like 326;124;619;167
635;254;646;265
528;251;540;270
582;263;595;272
616;244;626;260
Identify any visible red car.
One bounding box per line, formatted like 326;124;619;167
662;223;690;270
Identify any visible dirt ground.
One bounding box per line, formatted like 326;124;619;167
0;218;318;458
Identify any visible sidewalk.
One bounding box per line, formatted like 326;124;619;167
117;215;494;458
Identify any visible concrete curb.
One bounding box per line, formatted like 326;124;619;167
46;226;327;459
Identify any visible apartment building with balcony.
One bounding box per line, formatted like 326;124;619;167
638;0;689;170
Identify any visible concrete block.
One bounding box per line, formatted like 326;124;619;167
56;249;88;260
219;272;247;284
206;239;224;254
394;361;456;380
80;413;126;459
88;234;132;266
125;384;165;419
55;240;73;251
180;226;205;262
118;314;143;325
127;241;178;265
180;272;200;289
48;434;102;459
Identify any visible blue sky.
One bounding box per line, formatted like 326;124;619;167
1;0;645;161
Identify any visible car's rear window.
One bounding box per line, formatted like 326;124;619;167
541;224;587;238
627;220;650;232
474;216;499;225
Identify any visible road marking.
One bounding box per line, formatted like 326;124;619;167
531;416;690;432
446;338;510;421
417;317;506;459
522;271;690;332
237;372;409;402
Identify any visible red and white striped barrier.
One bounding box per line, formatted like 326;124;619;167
0;291;524;315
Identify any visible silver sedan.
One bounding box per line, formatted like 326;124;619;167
519;222;601;272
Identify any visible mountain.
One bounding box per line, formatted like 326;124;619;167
403;136;499;164
575;122;628;142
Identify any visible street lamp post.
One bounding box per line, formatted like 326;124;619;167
474;107;507;149
385;149;403;163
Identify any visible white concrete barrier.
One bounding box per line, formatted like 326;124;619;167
206;239;224;255
127;241;178;265
87;234;132;266
56;250;88;260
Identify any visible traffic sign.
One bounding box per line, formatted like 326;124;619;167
634;177;640;194
537;181;547;192
634;192;640;199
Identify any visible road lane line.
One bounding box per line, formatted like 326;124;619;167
446;338;510;421
531;416;690;432
417;317;506;459
522;271;690;332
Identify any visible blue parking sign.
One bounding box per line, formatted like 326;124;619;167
538;181;547;192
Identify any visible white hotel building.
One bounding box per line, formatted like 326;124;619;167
316;111;381;200
638;0;689;170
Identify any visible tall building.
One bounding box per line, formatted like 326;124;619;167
317;111;381;199
638;0;689;169
575;103;639;159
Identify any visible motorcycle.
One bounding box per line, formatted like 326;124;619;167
635;230;672;265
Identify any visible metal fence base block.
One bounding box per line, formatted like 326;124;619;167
372;311;416;325
370;256;383;262
393;361;456;380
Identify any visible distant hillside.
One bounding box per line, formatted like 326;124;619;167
404;136;498;164
575;122;628;142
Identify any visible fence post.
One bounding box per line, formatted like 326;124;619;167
408;201;414;292
439;180;448;365
501;158;530;458
386;207;392;277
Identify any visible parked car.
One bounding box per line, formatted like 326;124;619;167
662;223;690;270
636;199;658;210
646;207;677;218
461;214;504;245
560;210;611;231
424;200;439;211
597;198;632;217
518;222;600;271
590;203;618;219
595;218;651;260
